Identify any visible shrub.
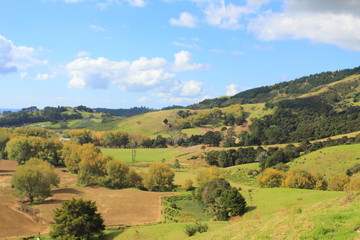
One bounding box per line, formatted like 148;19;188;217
184;222;209;237
143;162;175;191
328;175;351;191
344;178;360;191
283;170;317;189
182;179;194;191
257;168;285;188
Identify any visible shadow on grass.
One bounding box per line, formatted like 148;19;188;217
246;206;257;213
104;227;125;240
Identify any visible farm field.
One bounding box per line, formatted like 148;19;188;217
101;148;183;163
0;160;177;239
288;144;360;179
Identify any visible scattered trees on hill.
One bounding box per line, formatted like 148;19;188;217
143;163;175;191
50;198;105;240
12;158;59;203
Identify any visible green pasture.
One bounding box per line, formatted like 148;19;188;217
101;148;183;164
288;143;360;179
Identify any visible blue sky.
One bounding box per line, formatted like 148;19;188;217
1;0;360;109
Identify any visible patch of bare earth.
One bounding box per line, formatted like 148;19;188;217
34;187;177;226
0;159;177;239
0;189;48;239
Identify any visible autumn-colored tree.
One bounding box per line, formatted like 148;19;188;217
283;170;317;189
257;168;285;188
344;178;360;191
182;178;194;191
143;162;175;191
328;174;351;191
12;158;59;203
196;166;224;187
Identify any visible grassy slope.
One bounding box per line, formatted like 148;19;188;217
288;144;360;180
115;110;179;138
193;189;351;240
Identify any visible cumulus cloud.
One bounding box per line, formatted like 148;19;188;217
172;51;209;71
248;0;360;51
66;51;208;99
204;1;253;30
170;12;198;28
0;35;45;74
225;83;238;96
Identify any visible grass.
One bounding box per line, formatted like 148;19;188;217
242;103;274;120
288;144;360;180
101;148;183;164
224;163;260;188
192;188;348;240
111;221;228;240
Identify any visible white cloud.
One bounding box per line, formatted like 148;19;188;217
66;51;209;99
225;83;238;96
179;80;202;96
170;12;198;28
127;0;146;7
211;49;225;54
90;24;107;32
232;51;244;55
173;41;200;49
0;35;45;74
19;72;28;78
137;96;149;103
36;72;56;81
172;51;209;72
76;51;91;57
248;0;360;51
204;0;253;30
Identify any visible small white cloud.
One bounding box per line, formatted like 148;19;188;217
127;0;146;7
173;41;200;49
232;51;244;55
172;51;209;72
76;51;91;57
226;84;238;96
170;12;198;28
36;73;56;81
137;96;149;103
211;49;225;54
19;72;28;78
90;25;107;32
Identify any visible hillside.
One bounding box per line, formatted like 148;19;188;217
288;144;360;180
190;66;360;109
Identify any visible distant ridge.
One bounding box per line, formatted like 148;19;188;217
0;109;19;114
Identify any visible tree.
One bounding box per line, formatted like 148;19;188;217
143;162;175;191
257;168;285;188
196;166;224;187
283;170;317;189
50;198;105;240
328;174;350;191
12;158;59;203
212;188;247;220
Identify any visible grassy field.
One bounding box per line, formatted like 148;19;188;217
288;144;360;179
193;188;349;240
110;221;228;240
101;148;183;163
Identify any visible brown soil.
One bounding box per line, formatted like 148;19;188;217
0;159;177;239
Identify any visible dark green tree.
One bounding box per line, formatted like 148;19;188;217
50;198;105;240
